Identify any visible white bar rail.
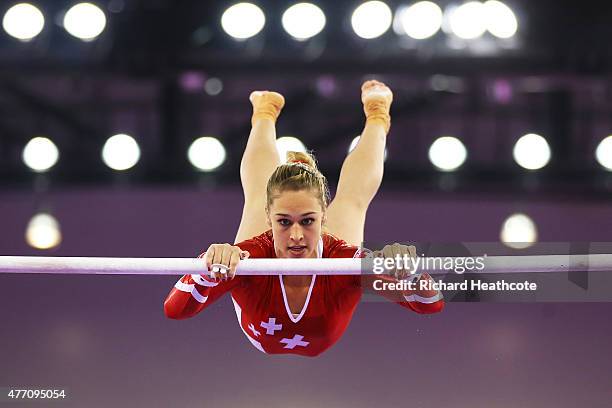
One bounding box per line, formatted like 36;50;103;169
0;254;611;276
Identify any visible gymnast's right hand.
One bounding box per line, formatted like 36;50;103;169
202;243;250;281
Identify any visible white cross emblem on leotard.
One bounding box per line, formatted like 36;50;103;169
280;334;309;349
248;323;260;337
260;317;282;335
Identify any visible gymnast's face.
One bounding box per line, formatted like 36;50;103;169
268;189;325;259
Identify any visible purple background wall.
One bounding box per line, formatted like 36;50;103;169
1;187;612;407
3;187;612;255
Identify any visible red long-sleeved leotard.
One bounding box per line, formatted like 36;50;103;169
164;230;444;357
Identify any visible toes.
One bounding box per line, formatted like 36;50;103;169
362;83;393;104
362;80;384;91
361;81;390;98
250;91;285;108
361;81;376;93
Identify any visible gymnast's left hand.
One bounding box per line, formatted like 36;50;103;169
202;243;250;281
375;243;418;281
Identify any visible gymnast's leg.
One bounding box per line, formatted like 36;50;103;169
324;80;392;246
234;91;285;244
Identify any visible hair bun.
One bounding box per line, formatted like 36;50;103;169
286;151;318;170
267;150;330;211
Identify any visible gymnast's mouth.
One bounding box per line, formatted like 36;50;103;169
288;246;307;255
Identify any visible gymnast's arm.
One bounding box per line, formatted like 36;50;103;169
355;244;445;314
329;240;444;313
164;236;267;319
163;249;242;320
361;272;445;314
397;272;445;314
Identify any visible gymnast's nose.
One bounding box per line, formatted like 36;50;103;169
289;223;304;242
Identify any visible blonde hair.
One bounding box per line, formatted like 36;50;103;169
266;151;330;212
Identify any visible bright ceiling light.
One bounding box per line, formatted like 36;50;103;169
26;213;62;250
595;135;612;171
282;3;326;40
63;2;107;40
22;137;59;172
351;1;392;39
484;1;518;39
2;3;45;41
221;3;265;39
428;136;468;171
102;134;141;171
188;137;227;171
513;133;551;170
500;213;537;249
399;1;442;40
449;1;487;40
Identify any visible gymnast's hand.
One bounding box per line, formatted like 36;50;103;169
202;243;250;281
375;243;418;281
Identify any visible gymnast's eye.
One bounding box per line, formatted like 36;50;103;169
278;219;291;226
300;218;315;226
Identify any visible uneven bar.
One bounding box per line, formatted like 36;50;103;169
0;254;611;276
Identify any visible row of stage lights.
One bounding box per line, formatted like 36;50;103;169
19;132;612;174
221;1;519;41
2;2;107;41
2;1;518;43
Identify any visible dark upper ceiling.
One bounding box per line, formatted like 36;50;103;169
1;1;612;199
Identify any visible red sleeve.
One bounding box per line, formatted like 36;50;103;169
163;253;241;319
361;271;445;314
406;273;445;313
163;231;275;320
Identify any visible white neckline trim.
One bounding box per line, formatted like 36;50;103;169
278;236;323;324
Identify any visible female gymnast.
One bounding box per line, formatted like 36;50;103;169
164;80;444;357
